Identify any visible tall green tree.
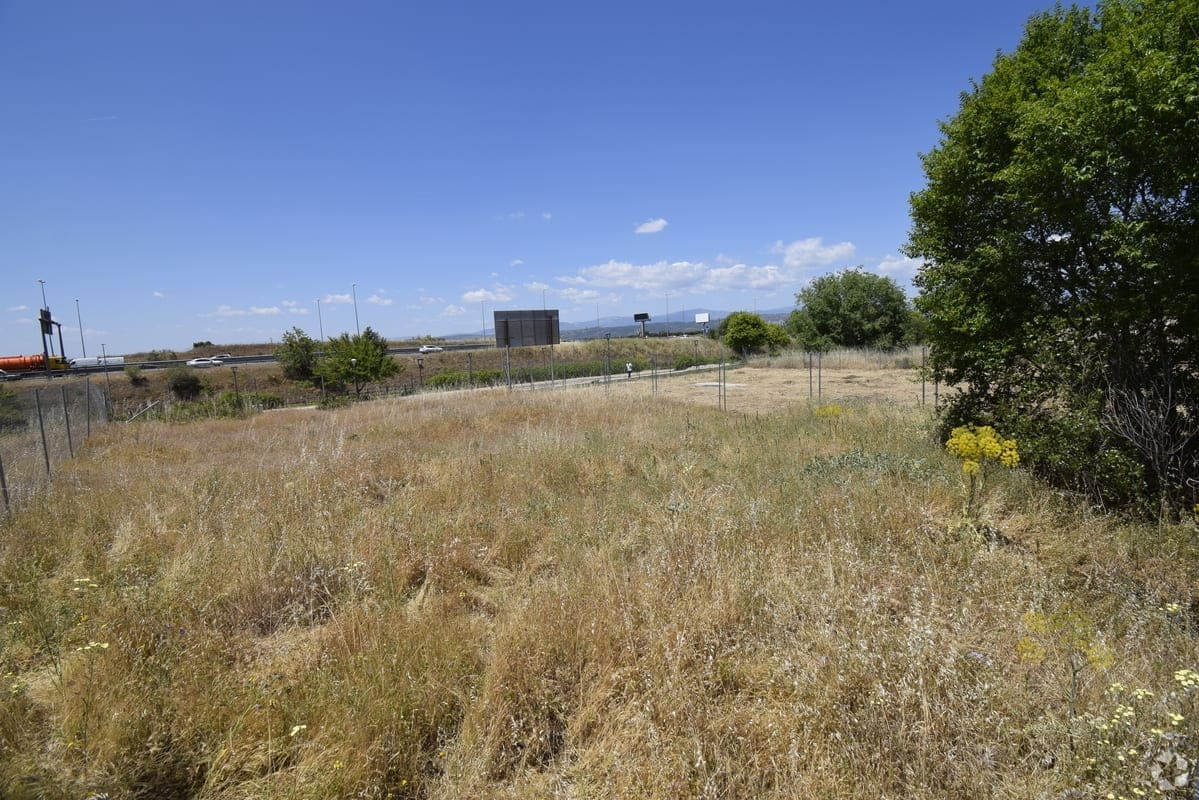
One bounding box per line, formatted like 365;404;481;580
276;327;320;381
787;268;912;349
907;0;1199;514
318;327;402;398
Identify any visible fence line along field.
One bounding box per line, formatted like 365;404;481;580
0;367;1195;799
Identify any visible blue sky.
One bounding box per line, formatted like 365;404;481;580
2;0;1056;356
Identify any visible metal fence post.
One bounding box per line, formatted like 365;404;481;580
61;384;74;458
35;389;50;478
0;453;9;512
919;346;925;406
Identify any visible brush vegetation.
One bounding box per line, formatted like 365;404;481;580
1;380;1197;798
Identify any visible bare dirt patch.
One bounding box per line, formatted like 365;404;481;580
604;364;936;414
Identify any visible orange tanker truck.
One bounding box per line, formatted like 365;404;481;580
0;354;69;372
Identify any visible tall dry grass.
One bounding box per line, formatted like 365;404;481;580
0;382;1196;799
758;345;926;371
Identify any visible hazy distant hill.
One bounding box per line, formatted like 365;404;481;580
445;307;793;341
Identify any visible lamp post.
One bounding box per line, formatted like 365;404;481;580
37;279;48;310
316;298;325;340
605;332;611;384
351;283;360;335
75;299;86;357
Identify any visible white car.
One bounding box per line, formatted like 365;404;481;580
186;357;223;368
418;345;444;354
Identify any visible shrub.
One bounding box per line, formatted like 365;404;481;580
124;365;147;385
164;367;202;401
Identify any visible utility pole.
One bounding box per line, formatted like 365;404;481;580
316;298;325;340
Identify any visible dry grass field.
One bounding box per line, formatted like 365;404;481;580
1;367;1197;799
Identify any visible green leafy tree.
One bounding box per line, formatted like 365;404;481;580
787;268;912;350
721;311;771;356
276;327;320;381
765;323;791;353
318;327;401;398
906;0;1199;515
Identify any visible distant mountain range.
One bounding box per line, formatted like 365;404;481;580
445;307;794;341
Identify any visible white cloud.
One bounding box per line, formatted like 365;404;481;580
281;299;298;307
152;291;165;299
541;211;552;221
442;304;466;316
205;305;282;318
635;217;669;235
462;284;515;304
288;308;309;315
771;237;856;268
559;287;601;303
6;305;29;312
322;293;353;304
503;211;525;220
419;296;443;306
367;291;393;306
526;281;550;291
510;259;525;267
562;259;793;294
875;254;923;279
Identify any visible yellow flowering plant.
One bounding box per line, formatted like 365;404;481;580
945;424;1019;516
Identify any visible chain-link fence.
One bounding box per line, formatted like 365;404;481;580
0;379;108;513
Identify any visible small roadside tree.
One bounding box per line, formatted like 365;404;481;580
721;311;771;357
787;268;912;350
765;323;791;353
276;327;320;381
317;327;401;399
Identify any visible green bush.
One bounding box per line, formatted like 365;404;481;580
124;365;147;385
426;369;502;389
164;367;202;401
247;392;284;410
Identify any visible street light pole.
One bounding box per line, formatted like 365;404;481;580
351;283;360;335
37;279;48;310
75;299;86;357
316;298;325;340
